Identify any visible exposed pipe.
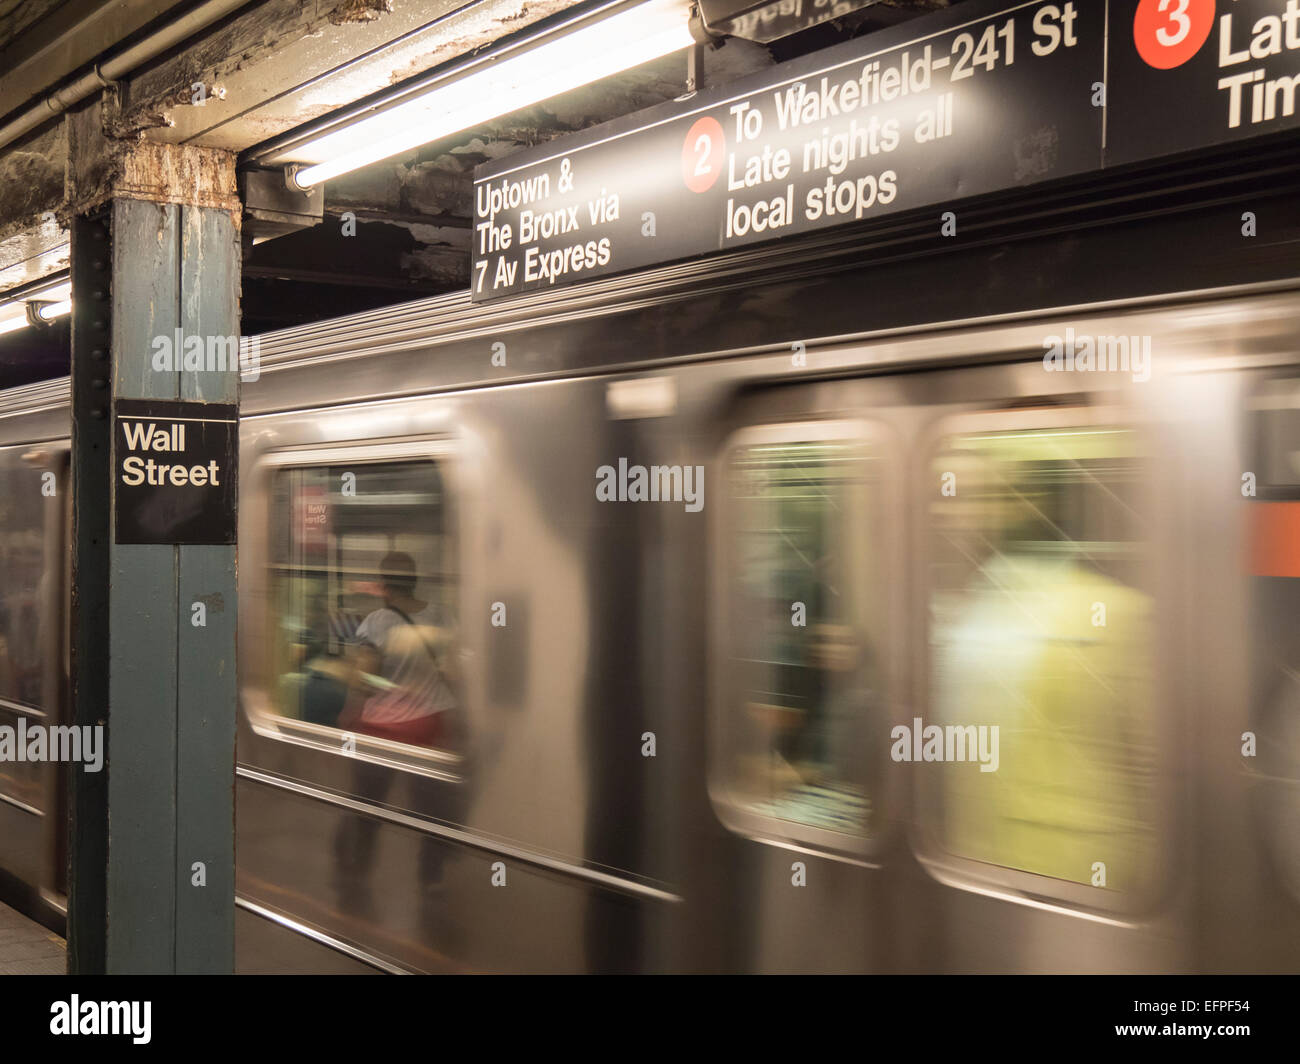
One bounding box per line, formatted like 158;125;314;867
0;0;253;153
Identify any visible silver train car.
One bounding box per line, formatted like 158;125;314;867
2;150;1300;973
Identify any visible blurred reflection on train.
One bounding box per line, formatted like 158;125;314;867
2;253;1300;974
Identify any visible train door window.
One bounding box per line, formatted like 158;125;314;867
0;447;51;812
925;413;1158;898
0;453;47;712
1245;375;1300;896
715;421;891;853
265;455;461;760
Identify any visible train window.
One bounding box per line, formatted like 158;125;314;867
716;422;890;849
0;455;47;712
926;418;1158;894
0;450;51;813
266;458;461;756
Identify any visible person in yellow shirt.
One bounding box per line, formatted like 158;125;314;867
932;430;1157;894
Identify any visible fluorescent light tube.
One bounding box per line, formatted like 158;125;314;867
0;279;73;335
36;299;72;321
289;0;695;189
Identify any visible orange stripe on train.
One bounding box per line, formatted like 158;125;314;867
1251;502;1300;578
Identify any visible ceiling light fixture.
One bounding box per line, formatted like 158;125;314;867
267;0;702;190
30;298;74;324
0;277;73;337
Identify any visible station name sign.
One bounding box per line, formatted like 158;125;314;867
472;0;1300;301
113;398;238;545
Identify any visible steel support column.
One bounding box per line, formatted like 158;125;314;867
68;163;240;974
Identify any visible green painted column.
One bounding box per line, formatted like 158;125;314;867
69;153;240;974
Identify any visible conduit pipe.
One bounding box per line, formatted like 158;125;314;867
0;0;253;152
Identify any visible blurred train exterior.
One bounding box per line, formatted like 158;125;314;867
1;147;1299;973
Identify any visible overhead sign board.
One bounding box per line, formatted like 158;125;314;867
1107;0;1300;165
113;399;238;545
472;0;1300;302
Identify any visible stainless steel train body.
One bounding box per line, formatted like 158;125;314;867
1;146;1299;972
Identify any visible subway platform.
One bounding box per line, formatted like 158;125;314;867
0;899;64;975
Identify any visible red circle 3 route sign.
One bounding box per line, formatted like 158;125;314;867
1133;0;1215;69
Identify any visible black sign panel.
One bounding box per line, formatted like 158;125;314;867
113;399;238;545
472;0;1300;302
1107;0;1300;165
473;0;1106;300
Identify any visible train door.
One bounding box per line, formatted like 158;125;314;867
703;320;1192;972
1215;360;1300;972
0;440;68;914
899;369;1189;974
706;399;907;972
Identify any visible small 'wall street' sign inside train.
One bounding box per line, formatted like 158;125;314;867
113;399;238;545
471;0;1300;301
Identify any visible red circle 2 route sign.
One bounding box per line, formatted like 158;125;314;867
682;116;725;193
1133;0;1215;69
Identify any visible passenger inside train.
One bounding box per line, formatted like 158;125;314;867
728;435;882;837
344;550;458;749
271;459;460;753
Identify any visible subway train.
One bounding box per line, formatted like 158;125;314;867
1;140;1300;973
